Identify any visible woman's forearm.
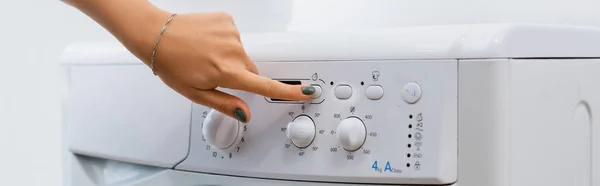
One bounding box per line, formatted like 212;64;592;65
62;0;171;64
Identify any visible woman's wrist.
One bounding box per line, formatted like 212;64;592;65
119;4;173;66
105;1;172;65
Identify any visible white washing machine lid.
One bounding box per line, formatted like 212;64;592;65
61;23;600;65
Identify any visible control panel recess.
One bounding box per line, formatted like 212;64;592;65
176;60;458;185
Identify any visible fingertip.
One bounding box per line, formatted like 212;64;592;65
191;89;251;123
233;102;251;123
231;71;316;101
224;97;251;123
282;84;315;101
233;108;247;123
301;86;316;95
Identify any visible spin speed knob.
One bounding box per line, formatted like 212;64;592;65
336;117;367;151
202;109;243;151
286;115;316;148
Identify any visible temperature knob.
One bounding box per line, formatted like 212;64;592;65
286;115;316;148
202;109;244;151
336;117;367;151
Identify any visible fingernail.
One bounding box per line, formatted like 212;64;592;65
234;108;247;123
302;86;315;95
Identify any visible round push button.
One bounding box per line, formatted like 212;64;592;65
312;85;322;99
334;85;352;99
365;85;384;100
403;82;422;104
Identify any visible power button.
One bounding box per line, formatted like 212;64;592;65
403;82;421;104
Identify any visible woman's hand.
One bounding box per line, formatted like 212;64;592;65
143;11;316;123
63;0;316;123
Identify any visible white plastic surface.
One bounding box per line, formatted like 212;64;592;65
63;65;192;168
176;59;458;185
506;59;598;186
106;169;462;186
60;24;600;66
457;59;600;186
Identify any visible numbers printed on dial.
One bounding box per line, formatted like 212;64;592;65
363;149;371;155
208;147;239;159
347;154;354;160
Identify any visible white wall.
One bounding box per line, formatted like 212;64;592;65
286;0;600;30
0;0;599;186
0;1;111;186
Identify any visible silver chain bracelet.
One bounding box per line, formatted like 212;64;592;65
151;13;177;75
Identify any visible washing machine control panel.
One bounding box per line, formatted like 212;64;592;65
176;60;458;185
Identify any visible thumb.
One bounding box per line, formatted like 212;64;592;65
190;88;251;123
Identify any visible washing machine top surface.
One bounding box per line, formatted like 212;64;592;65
61;23;600;66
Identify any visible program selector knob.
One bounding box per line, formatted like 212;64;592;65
336;117;367;151
286;115;316;148
202;109;244;151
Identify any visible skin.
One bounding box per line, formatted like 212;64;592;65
62;0;316;123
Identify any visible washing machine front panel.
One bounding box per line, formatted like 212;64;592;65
176;59;458;185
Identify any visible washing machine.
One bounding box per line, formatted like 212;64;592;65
60;23;600;186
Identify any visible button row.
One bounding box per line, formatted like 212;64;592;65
333;84;383;100
322;82;421;103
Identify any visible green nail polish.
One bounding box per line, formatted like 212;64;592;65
302;86;315;95
234;108;247;123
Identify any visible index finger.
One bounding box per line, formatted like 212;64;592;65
231;71;316;100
